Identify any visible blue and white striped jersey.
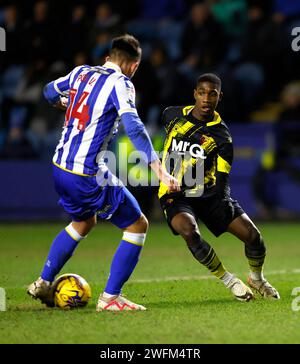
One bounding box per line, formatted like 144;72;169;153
45;62;146;176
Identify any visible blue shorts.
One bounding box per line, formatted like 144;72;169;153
52;164;141;229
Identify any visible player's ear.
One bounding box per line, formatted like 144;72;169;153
219;91;223;101
129;61;139;78
193;89;198;100
131;61;139;73
105;56;110;62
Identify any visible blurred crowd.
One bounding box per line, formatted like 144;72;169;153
1;0;300;161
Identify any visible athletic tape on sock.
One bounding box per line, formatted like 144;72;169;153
122;232;146;246
65;223;85;241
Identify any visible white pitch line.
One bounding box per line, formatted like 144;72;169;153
21;268;300;289
132;275;213;283
131;268;300;284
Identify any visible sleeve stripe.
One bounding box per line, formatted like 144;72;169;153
217;155;231;173
53;82;63;95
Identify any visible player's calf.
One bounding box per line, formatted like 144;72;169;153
243;235;280;298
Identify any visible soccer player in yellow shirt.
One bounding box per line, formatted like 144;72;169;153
158;73;280;301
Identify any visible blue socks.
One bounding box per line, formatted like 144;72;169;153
41;224;84;282
104;232;146;295
41;225;145;297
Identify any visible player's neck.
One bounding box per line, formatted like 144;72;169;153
103;61;122;74
191;108;215;123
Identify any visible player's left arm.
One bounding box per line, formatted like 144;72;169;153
43;76;69;109
216;129;233;199
43;66;82;109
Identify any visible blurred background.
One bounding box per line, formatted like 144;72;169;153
1;0;300;222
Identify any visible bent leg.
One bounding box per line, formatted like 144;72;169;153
41;215;97;282
171;212;227;279
28;215;97;306
228;213;280;299
97;213;148;311
171;212;254;301
104;213;148;296
103;187;148;297
227;213;266;276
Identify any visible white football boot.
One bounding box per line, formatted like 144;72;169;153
227;276;254;302
27;277;55;307
247;276;280;299
96;294;146;312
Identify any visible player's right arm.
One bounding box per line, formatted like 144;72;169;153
111;77;180;192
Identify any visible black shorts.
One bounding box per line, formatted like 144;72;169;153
160;193;245;237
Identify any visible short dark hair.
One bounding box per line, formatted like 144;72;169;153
197;73;221;90
110;34;142;62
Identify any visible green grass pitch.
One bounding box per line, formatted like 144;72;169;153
0;222;300;344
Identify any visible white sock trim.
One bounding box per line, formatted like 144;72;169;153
250;271;265;281
220;271;234;287
39;277;51;285
102;292;118;300
65;223;85;241
122;232;146;246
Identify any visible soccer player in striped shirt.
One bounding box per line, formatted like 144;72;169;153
27;34;179;311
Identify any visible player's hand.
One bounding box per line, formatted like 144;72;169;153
161;171;180;193
54;96;68;110
150;159;180;193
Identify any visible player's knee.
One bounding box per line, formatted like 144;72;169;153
139;214;149;233
126;213;148;234
180;224;201;247
86;216;97;231
245;229;266;258
72;216;97;237
245;225;262;246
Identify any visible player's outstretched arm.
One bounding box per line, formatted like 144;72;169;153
149;159;180;193
121;112;180;193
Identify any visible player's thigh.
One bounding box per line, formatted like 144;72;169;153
160;195;198;236
198;197;244;237
110;187;145;231
227;213;261;244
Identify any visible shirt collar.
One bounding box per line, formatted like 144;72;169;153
103;61;122;74
186;109;221;126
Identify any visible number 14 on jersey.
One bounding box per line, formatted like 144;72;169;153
65;88;90;131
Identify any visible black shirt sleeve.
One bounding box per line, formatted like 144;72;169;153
215;123;233;199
